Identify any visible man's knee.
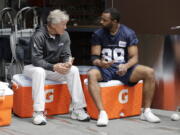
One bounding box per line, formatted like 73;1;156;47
144;68;155;80
70;66;79;74
33;67;46;77
87;69;100;81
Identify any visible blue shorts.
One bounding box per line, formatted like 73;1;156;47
91;64;138;86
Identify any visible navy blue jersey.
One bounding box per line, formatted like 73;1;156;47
91;24;138;65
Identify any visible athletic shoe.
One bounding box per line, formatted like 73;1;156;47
32;111;47;125
71;108;90;121
140;109;160;123
97;110;109;127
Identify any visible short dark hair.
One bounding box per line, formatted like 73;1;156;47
103;8;121;22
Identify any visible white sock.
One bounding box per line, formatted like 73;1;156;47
142;108;151;113
144;108;151;113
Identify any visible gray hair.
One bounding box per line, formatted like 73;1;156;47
47;9;69;24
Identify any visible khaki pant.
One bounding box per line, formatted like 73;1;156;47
23;64;86;112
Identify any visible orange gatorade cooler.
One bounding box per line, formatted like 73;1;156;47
12;74;71;118
0;82;13;126
84;80;143;119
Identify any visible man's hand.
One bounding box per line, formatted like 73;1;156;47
98;59;114;68
53;63;70;74
116;64;128;76
53;57;74;74
63;57;74;68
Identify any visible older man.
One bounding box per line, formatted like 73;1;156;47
23;9;90;125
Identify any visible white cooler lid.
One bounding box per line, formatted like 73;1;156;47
0;82;13;96
12;74;66;87
84;79;143;87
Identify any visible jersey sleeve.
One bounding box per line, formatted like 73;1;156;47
127;31;139;46
91;32;102;46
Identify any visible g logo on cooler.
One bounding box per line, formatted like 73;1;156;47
45;89;54;103
119;89;128;104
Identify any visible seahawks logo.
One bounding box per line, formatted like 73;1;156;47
58;43;64;47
